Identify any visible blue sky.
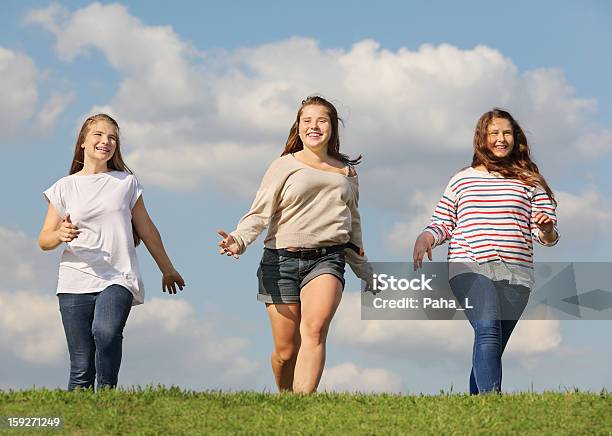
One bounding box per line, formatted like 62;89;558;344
1;1;611;393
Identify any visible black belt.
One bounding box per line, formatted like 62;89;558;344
267;242;361;260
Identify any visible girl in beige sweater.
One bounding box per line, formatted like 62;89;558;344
218;96;371;393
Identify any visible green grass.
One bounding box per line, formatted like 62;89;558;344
1;387;610;435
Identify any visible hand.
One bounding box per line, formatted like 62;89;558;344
58;214;80;243
217;229;240;259
162;268;185;294
361;277;378;294
534;212;554;233
413;231;434;271
534;212;557;243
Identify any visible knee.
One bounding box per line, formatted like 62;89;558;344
92;325;122;350
274;343;299;363
474;321;502;345
70;358;95;379
300;320;330;345
68;357;95;389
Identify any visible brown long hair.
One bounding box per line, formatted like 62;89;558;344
69;114;141;246
281;96;362;165
69;114;133;175
472;108;556;205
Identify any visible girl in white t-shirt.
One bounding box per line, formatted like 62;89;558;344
39;114;185;390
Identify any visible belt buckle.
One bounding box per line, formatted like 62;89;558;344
315;248;327;257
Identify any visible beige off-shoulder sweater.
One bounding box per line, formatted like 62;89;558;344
230;154;372;281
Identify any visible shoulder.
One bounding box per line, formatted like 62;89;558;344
112;170;135;180
263;154;292;170
113;171;141;185
447;167;476;186
127;172;140;184
262;154;301;177
105;172;143;196
47;175;71;191
54;175;71;185
272;154;294;167
529;184;549;197
453;166;477;178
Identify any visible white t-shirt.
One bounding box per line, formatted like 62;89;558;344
44;171;145;305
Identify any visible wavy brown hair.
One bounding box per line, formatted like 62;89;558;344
281;96;362;165
69;114;141;245
472;108;556;204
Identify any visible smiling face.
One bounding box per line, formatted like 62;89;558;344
298;104;332;152
486;117;515;158
81;120;118;165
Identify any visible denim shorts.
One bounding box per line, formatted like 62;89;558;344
257;248;346;304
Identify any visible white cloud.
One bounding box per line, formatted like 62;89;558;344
506;319;562;357
124;298;260;389
0;43;74;140
124;139;275;194
0;47;38;134
333;292;562;367
0;228;64;363
23;2;69;34
25;3;608;198
574;129;612;158
0;227;59;291
26;2;207;118
384;188;445;254
555;187;612;248
0;291;64;364
334;292;472;360
319;362;402;393
37;90;76;130
129;295;193;333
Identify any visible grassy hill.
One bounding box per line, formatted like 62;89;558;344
1;387;610;435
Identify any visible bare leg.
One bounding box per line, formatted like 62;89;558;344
293;274;343;394
265;303;301;392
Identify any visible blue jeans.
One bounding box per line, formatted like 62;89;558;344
58;285;133;390
449;273;530;394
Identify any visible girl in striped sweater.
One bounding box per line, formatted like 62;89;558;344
413;108;559;394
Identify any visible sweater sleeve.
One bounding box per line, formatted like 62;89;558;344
424;177;458;247
530;186;559;246
344;174;373;283
230;158;293;254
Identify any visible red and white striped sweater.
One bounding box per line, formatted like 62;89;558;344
426;167;558;287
